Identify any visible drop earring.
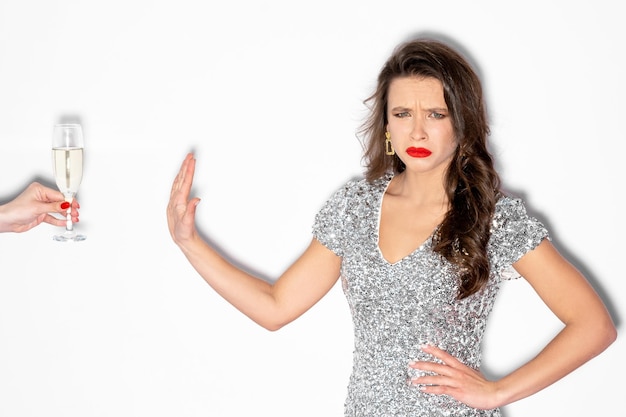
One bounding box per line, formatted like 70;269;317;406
385;132;395;156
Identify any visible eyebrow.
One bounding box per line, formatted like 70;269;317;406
427;107;449;113
390;106;449;113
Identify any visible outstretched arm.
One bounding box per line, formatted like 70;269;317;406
167;153;342;330
410;239;617;409
0;182;80;233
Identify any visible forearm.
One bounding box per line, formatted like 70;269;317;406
166;154;340;331
177;234;282;330
494;317;616;407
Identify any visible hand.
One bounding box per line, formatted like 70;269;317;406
408;344;501;410
167;153;201;246
0;182;80;233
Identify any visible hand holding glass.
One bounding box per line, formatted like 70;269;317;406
52;123;86;241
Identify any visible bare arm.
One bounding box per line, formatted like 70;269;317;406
167;153;342;330
410;239;616;409
491;239;617;405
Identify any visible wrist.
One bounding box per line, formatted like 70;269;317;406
0;205;11;233
176;233;205;255
490;378;518;409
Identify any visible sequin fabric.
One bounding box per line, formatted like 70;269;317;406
312;174;549;416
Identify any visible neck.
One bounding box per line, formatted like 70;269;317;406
391;170;448;207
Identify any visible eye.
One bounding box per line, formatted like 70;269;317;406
430;111;447;119
394;111;411;118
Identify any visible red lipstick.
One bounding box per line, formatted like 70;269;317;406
406;147;432;158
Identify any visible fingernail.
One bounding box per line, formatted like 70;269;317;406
61;202;70;209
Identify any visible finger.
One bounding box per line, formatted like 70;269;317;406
171;153;195;195
42;213;65;227
44;199;80;218
180;154;196;193
411;361;452;376
29;182;64;202
412;373;455;387
186;197;201;220
175;158;197;211
170;156;187;195
48;201;72;215
418;381;459;397
420;345;462;367
175;197;200;231
172;156;187;188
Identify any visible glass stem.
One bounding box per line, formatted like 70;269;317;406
65;196;73;232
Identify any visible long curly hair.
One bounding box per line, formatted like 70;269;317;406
360;38;502;299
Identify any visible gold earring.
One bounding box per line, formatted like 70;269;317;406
384;132;395;156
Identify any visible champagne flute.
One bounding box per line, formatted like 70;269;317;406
51;123;86;241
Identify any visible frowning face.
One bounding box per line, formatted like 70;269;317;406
386;76;457;177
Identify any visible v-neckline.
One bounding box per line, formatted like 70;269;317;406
375;175;439;266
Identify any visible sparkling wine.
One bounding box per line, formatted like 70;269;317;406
52;147;83;197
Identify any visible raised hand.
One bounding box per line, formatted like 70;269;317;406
167;153;201;246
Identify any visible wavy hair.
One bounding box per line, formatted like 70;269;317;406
360;38;502;299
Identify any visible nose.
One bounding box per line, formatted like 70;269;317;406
410;118;427;141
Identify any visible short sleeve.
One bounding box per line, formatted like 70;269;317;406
489;197;550;280
312;182;352;257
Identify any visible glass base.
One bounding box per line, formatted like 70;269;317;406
53;231;87;242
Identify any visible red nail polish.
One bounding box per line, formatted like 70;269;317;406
61;202;70;209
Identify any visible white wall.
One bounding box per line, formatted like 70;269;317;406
0;1;622;416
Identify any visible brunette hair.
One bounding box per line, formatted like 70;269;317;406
360;37;502;299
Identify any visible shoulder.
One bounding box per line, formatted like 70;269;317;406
492;195;549;226
488;195;550;273
313;173;390;227
345;173;391;194
313;174;390;256
327;173;391;203
493;196;530;222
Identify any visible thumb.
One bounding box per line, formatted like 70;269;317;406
187;198;201;218
44;201;70;215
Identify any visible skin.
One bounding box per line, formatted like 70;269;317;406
380;76;458;264
0;182;80;233
167;76;616;410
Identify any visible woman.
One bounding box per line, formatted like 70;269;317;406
167;38;616;415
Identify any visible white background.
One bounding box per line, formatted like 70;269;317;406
0;1;623;416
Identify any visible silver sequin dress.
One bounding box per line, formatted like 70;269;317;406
312;174;549;417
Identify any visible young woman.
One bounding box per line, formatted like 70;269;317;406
167;38;616;416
